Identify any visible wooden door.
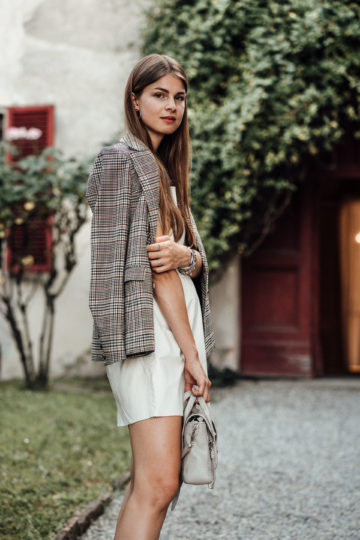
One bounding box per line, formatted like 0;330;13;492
241;181;318;376
339;198;360;373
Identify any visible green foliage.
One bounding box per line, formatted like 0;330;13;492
0;141;89;238
0;141;92;388
0;379;130;540
143;0;360;278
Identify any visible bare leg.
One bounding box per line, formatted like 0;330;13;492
113;416;182;540
113;454;134;534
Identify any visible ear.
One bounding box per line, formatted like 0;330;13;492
131;92;139;112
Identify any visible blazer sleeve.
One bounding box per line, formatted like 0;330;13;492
188;208;210;301
188;208;216;356
86;148;132;364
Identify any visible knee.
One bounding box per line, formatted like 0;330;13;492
134;474;180;511
151;475;180;510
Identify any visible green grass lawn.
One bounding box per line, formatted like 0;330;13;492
0;377;131;540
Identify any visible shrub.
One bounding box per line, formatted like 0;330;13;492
143;0;360;279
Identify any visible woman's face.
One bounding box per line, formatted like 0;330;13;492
132;73;186;149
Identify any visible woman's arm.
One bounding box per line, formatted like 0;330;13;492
147;237;203;278
151;217;211;400
152;269;198;360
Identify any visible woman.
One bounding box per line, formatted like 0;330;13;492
86;53;215;539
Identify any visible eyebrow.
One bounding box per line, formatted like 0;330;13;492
153;87;186;95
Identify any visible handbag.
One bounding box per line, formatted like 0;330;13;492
171;389;218;511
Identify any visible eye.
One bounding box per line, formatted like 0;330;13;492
176;95;185;101
154;92;164;98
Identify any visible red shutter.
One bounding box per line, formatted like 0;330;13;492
6;105;54;274
7;105;54;160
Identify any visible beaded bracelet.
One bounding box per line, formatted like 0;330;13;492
178;247;197;276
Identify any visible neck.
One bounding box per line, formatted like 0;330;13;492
146;128;164;152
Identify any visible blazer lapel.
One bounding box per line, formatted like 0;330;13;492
120;132;159;244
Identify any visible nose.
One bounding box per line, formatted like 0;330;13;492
165;97;177;111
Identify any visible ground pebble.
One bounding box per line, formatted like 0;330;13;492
81;378;360;539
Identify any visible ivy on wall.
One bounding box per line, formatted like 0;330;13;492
142;0;360;280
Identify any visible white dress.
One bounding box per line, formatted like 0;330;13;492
106;186;208;427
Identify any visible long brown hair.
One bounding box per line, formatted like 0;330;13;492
124;54;196;247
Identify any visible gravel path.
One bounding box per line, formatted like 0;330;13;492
82;378;360;539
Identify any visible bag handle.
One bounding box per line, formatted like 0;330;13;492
182;390;217;439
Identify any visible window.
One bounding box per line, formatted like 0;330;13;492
0;110;5;140
6;105;55;274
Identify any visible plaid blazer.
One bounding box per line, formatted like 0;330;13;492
86;131;215;366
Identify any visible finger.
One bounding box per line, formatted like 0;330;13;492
204;379;211;403
194;380;205;397
149;256;166;266
147;247;170;260
152;265;170;273
205;378;212;402
146;241;168;252
148;253;164;261
149;257;163;265
184;381;192;393
155;235;171;241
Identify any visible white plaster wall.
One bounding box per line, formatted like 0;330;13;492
0;0;241;380
0;0;152;158
0;0;151;380
210;254;241;371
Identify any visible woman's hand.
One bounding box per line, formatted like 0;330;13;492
184;354;212;403
147;235;190;273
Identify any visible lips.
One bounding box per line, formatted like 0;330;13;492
161;116;176;123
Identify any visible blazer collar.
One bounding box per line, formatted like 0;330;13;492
118;132;200;252
120;131;149;152
120;131;159;244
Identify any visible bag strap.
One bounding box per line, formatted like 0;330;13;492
170;477;183;511
183;390;197;421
